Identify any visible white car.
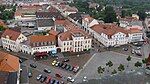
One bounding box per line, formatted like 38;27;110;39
136;47;141;50
83;76;87;82
36;74;43;80
67;76;75;83
20;68;22;72
131;49;135;54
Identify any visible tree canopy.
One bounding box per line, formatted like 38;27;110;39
0;25;6;31
104;6;117;23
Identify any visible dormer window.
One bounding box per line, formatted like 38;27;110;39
67;37;69;40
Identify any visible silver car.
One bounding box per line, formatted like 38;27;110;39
36;74;43;80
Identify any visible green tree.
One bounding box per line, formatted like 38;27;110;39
0;25;6;31
134;61;142;68
111;69;117;74
0;10;14;20
104;6;117;23
118;64;125;71
97;66;105;76
126;56;131;67
142;58;148;66
137;10;146;21
121;10;126;18
106;60;113;72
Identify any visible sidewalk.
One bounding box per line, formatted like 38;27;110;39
0;48;32;60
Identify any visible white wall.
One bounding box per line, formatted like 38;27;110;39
31;45;56;55
20;43;31;55
128;33;143;42
93;30;129;47
58;35;92;52
38;26;53;31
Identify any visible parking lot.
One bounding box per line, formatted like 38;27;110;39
20;53;92;84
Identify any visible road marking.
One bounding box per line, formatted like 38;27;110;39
73;53;97;79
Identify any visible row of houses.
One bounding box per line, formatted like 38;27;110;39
1;19;92;55
66;11;144;47
81;15;143;47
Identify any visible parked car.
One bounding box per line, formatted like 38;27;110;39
59;62;64;67
62;58;69;62
135;50;142;56
136;47;141;50
60;81;64;84
55;72;62;78
40;76;47;83
52;60;57;66
83;76;87;82
30;63;37;68
28;71;32;78
69;66;74;71
122;48;128;51
73;65;80;73
36;74;43;81
19;59;23;63
55;62;60;67
67;76;74;83
54;80;59;84
20;68;22;72
50;80;55;84
62;63;67;69
44;68;51;73
131;49;135;54
65;65;71;70
45;77;51;84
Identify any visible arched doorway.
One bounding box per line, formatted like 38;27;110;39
57;48;61;53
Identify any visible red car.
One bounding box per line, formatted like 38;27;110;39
73;65;80;73
45;77;51;84
55;72;62;78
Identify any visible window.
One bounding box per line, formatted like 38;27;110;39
44;42;47;45
64;42;66;45
33;43;36;46
48;41;51;45
41;42;43;46
67;42;69;45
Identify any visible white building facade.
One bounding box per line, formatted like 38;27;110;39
19;35;57;55
1;29;27;52
58;30;92;52
82;16;99;34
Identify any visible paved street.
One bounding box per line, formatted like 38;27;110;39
20;65;28;84
74;51;143;83
143;42;150;58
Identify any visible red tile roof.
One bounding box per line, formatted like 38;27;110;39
0;51;19;72
49;30;60;36
83;16;95;23
48;6;58;12
91;24;128;39
1;29;21;41
59;29;91;41
55;20;69;26
65;7;78;12
19;6;42;9
127;28;142;33
30;35;56;46
59;4;68;9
